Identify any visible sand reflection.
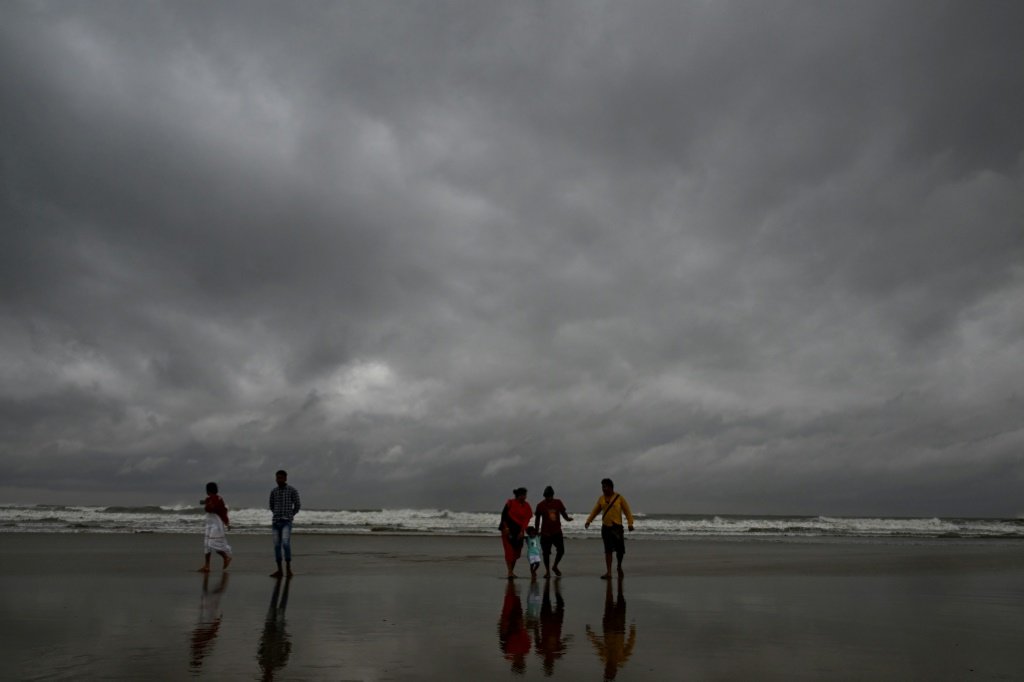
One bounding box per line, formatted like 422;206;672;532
497;581;530;673
534;579;572;675
257;576;292;681
189;572;229;672
586;579;636;681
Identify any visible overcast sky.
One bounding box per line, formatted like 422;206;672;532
2;1;1022;516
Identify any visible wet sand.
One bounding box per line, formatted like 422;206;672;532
2;533;1023;680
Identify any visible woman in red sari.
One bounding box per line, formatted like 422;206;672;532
499;487;532;579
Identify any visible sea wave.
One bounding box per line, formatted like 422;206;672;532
0;504;1020;539
100;505;197;515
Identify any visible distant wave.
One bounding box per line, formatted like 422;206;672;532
100;505;197;515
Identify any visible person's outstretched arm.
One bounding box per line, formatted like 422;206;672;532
621;497;634;530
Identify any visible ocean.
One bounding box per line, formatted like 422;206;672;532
1;504;1021;539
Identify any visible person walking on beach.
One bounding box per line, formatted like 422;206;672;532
269;470;301;578
584;478;634;579
525;527;542;580
533;485;573;578
500;487;533;579
199;482;232;572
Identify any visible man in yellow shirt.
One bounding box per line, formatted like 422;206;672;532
584;478;634;579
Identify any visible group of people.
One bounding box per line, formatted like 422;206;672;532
499;478;635;580
199;471;635;582
198;469;302;578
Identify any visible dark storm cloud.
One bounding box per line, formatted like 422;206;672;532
1;1;1022;514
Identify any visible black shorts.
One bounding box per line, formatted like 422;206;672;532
601;524;626;555
540;533;565;557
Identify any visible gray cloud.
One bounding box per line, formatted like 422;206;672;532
2;1;1023;515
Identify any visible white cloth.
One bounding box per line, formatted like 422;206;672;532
204;513;232;555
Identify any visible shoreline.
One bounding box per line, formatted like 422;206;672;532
3;530;1024;576
3;533;1023;679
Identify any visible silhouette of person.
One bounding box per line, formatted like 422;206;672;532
198;481;232;572
533;485;573;577
584;478;635;579
258;577;293;681
497;581;531;673
269;470;300;577
534;578;572;676
500;487;532;579
189;572;229;672
586;579;636;681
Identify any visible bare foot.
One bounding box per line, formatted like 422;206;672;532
286;569;294;578
270;570;283;578
197;566;210;573
223;556;232;571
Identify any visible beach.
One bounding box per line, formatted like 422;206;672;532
2;533;1023;680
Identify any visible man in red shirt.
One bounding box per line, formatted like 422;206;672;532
533;485;574;578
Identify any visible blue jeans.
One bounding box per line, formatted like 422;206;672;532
272;519;293;563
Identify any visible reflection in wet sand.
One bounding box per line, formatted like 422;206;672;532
535;579;572;675
257;577;292;682
497;581;530;673
586;578;636;681
526;580;542;628
189;572;229;672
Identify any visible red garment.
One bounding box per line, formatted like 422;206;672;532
534;498;568;536
500;498;532;563
504;498;533;531
501;532;522;563
204;494;229;526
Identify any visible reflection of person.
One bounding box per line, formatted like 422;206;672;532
525;527;542;580
497;581;531;673
533;485;573;578
534;578;572;676
198;482;232;572
583;478;634;579
499;487;532;579
269;470;301;578
586;579;636;681
526;578;542;624
189;572;229;672
258;577;293;682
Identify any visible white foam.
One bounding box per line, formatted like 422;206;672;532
0;505;1020;538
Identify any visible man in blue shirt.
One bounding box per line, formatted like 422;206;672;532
269;470;301;577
